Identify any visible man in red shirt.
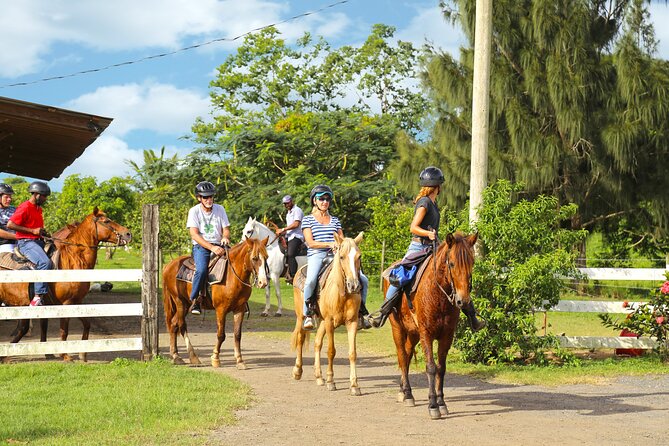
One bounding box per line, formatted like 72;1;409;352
8;181;53;306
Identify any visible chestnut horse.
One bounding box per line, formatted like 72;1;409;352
162;237;269;368
0;208;132;361
291;232;364;395
387;232;477;419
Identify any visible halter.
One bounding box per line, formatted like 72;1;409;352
432;240;458;307
45;216;126;250
223;243;267;288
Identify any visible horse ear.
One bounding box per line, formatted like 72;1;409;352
445;233;455;247
93;206;100;215
261;236;269;246
334;233;343;244
246;216;253;224
467;232;478;246
353;232;364;245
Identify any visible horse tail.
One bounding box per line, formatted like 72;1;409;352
162;270;177;332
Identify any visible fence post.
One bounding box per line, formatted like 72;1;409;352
141;204;160;360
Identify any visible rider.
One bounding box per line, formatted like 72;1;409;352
301;184;370;330
275;194;304;284
7;181;53;306
367;167;486;331
186;181;230;315
0;183;17;254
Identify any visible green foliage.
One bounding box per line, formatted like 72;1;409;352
361;196;414;273
453;180;587;364
599;273;669;360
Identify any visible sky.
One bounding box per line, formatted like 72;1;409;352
1;0;669;191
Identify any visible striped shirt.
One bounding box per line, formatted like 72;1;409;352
301;214;341;256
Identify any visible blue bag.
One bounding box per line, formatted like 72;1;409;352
389;264;417;288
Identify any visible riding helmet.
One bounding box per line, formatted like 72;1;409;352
0;183;14;196
310;184;333;204
195;181;216;197
419;167;445;187
28;181;51;196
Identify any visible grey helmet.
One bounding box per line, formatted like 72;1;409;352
28;181;51;196
0;183;14;196
419;167;445;187
195;181;216;197
310;184;333;205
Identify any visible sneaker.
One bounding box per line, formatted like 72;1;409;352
303;316;315;330
30;296;43;307
190;301;201;315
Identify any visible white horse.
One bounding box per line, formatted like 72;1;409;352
242;217;307;317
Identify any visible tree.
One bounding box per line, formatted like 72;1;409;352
394;0;669;252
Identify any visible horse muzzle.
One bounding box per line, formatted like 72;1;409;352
345;278;360;294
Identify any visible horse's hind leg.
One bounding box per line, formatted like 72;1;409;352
77;317;91;362
273;274;282;316
261;286;271;317
392;324;416;406
57;318;75;361
232;311;246;370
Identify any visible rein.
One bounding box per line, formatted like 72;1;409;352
44;217;124;250
222;244;263;288
431;238;457;306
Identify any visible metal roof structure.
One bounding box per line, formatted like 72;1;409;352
0;96;113;180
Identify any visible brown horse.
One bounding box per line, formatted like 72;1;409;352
291;233;364;395
388;232;477;419
162;237;269;368
0;207;132;361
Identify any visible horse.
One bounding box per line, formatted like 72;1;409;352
291;232;364;395
388;232;477;419
0;207;132;361
162;237;269;368
242;217;306;317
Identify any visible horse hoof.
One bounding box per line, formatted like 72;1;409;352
439;404;449;416
429;407;442;420
404;398;415;407
274;312;282;317
236;362;247;370
397;392;404;403
292;367;302;380
172;356;185;365
316;378;325;386
350;387;361;396
327;382;336;391
211;358;221;368
260;311;269;317
191;357;202;365
61;354;74;362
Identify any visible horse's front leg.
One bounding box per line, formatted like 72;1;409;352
58;318;74;362
261;285;271;317
325;319;337;391
273;274;282;316
435;336;453;417
420;335;441;420
346;319;361;396
78;317;91;362
232;310;246;370
313;319;327;386
211;307;227;368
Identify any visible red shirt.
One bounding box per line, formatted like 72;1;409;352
9;201;43;240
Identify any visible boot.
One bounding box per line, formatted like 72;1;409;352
462;300;486;332
367;290;402;328
358;302;372;330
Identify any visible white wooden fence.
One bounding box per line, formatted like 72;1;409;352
0;204;160;360
547;267;667;349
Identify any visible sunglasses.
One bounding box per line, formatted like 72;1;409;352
316;195;332;202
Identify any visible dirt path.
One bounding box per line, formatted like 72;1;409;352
174;329;669;446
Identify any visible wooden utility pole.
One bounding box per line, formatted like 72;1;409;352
469;0;493;228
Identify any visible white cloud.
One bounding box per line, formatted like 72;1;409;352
64;81;210;137
397;5;465;56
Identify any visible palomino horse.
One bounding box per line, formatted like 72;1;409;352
291;232;364;395
0;208;132;361
162;237;269;368
388;232;477;419
242;217;306;317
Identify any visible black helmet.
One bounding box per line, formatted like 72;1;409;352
0;183;14;195
310;184;333;204
419;167;445;187
195;181;216;197
28;181;50;196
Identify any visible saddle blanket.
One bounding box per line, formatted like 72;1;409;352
0;252;34;271
293;262;333;293
176;255;227;285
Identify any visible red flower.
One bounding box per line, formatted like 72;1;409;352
622;301;629;308
657;316;665;325
661;281;669;295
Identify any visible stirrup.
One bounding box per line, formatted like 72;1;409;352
367;311;388;328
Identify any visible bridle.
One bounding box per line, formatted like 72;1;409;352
431;239;471;307
222;243;268;288
45;216;126;250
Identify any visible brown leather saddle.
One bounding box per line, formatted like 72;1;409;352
382;254;433;306
176;255;228;285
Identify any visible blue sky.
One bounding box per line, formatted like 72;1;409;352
1;0;669;191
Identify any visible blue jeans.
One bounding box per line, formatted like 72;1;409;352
384;241;426;302
18;238;52;295
189;244;211;301
302;250;369;314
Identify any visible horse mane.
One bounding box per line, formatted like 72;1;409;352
56;214;99;270
441;232;475;273
322;237;358;299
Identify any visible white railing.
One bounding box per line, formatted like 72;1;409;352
546;267;666;349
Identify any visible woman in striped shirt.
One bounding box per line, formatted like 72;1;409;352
301;184;369;330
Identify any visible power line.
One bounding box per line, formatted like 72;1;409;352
0;0;349;89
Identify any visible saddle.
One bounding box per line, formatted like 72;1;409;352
278;236;307;256
176;255;228;285
292;254;335;303
1;241;60;271
382;247;433;308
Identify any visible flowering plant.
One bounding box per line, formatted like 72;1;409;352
599;273;669;361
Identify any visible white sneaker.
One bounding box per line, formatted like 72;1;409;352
30;296;43;306
303;316;315;330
